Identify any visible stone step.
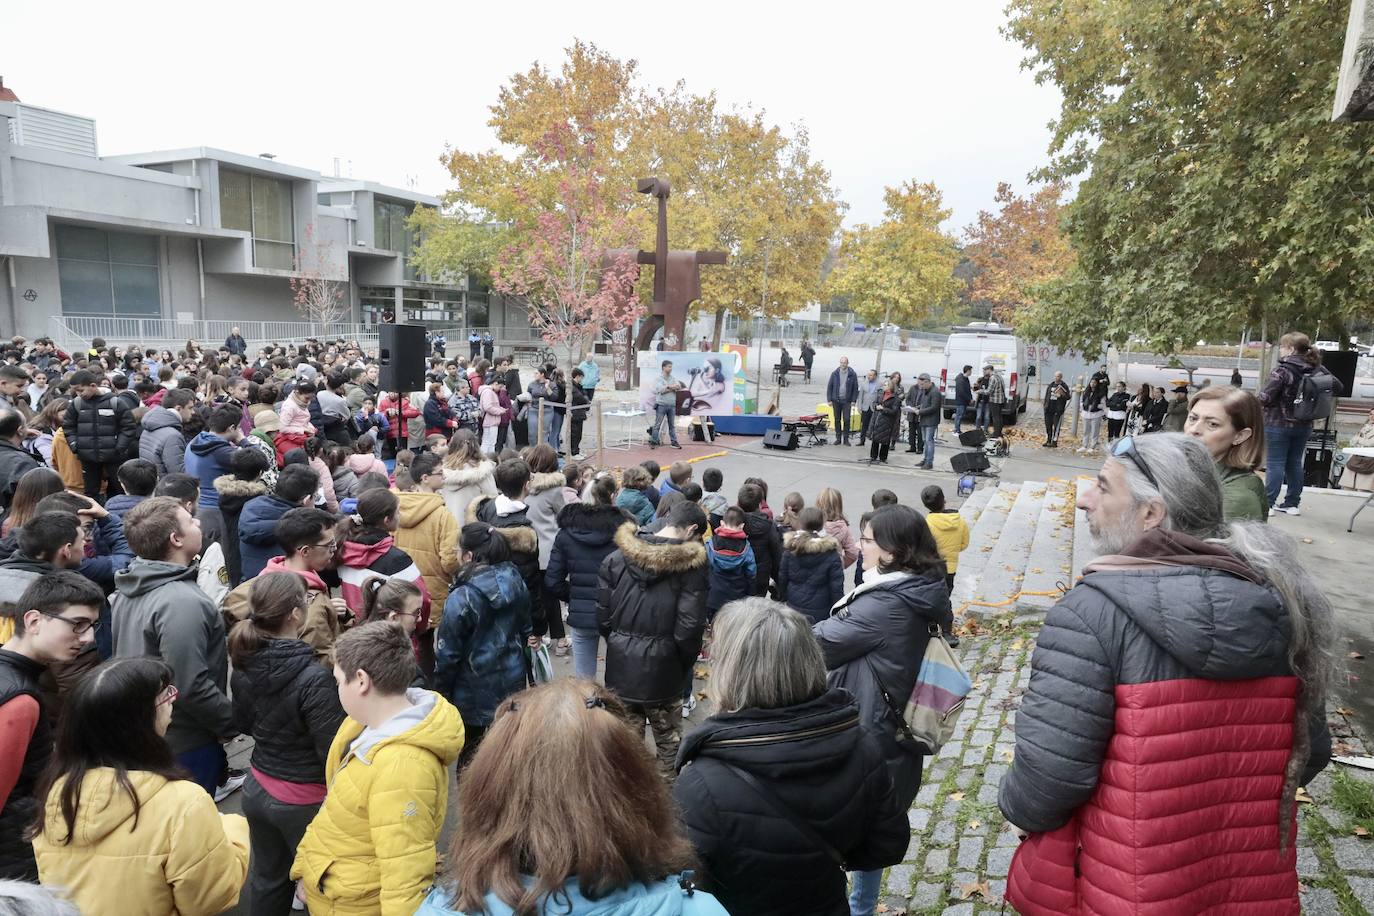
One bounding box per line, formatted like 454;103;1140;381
1071;476;1095;582
953;482;1021;608
970;482;1048;614
1018;478;1078;611
957;484;995;528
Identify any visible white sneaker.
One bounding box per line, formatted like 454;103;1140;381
1281;505;1301;516
213;768;247;803
682;695;697;719
1268;506;1278;517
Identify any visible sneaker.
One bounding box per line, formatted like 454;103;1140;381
671;442;682;449
571;452;587;461
682;695;698;719
213;768;248;803
1280;505;1301;516
1268;506;1278;517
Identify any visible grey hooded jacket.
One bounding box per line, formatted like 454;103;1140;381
112;559;234;753
139;406;186;474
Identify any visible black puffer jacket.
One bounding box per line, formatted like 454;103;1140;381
62;390;136;462
545;502;630;631
597;524;708;705
778;532;844;623
813;571;951;806
868;388;903;445
742;509;782;596
674;689;911;916
230;638;346;785
0;649;49;880
470;497;543;630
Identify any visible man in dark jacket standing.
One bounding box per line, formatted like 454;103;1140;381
952;364;973;436
184;404;245;548
0;410;41;515
826;357;860;446
112;497;235;794
998;433;1331;916
224;327;248;357
597;502;708;780
63;370;136;501
908;374;942;470
1043;371;1071;447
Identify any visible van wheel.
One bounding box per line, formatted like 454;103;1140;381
1003;407;1018;427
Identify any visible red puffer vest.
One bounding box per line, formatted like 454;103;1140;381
1007;676;1300;915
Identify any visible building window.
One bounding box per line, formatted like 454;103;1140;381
220;167;295;270
56;225;160;317
373;199;414;253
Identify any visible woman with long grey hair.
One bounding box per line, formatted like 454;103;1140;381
999;432;1333;916
673;598;910;916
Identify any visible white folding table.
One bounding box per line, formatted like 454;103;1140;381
603;409;647;450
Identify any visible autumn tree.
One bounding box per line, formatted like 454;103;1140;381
826;182;964;371
1005;0;1374;357
963;182;1074;324
489;123;642;433
289;224;348;327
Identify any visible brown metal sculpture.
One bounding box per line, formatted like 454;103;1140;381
606;178;727;389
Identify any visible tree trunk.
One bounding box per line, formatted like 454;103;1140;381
873;303;893;373
712;307;726;351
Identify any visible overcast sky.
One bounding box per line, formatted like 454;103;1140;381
3;0;1062;235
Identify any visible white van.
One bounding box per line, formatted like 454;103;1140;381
939;324;1031;425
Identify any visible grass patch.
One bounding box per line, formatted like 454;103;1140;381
1301;807;1371;916
1331;768;1374;832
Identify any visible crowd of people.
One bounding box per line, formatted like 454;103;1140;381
0;328;1347;915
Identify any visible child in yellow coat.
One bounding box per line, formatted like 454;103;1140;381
921;485;969;594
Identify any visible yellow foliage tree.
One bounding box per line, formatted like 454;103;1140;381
827;182;964;371
963;182;1075;324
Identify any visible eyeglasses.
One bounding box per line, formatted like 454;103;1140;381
859;536;876;546
42;611;101;635
156;684;178;707
1110;436;1161;491
308;540;337;553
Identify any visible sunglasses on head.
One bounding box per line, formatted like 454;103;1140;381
1110;436;1161;491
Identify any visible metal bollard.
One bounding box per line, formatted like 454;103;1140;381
1070;376;1084;437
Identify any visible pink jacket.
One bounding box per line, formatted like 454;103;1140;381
825;518;861;569
345;453;387;479
479;386;505;428
279;398;315;436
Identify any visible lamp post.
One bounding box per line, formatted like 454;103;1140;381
754;243;772;406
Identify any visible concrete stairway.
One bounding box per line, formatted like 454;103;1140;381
951;476;1091;620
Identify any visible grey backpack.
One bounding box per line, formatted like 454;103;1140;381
1291;367;1336;422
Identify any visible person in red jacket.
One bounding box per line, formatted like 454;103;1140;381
999;432;1332;916
378;391;419;461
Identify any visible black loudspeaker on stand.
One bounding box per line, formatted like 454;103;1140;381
951;451;991;474
378;324;428;393
763;428;799;451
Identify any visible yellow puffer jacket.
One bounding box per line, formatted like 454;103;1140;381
924;509;970;574
393;490;459;630
33;768;249;916
292;689;464;915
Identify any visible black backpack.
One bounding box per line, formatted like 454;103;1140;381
1291;366;1337;422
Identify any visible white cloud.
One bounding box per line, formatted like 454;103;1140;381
1;0;1062;232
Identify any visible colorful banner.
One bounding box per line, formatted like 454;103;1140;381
637;351;739;415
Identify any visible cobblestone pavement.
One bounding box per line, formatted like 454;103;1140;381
883;622;1374;915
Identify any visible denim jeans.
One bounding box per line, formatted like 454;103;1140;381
849;869;882;916
570;627;600;680
243;774;320;916
545;411;564;453
975;400;989;429
1266;424;1309;508
952;404;966;434
650;403;679;445
176;743;226;795
920;424;937;468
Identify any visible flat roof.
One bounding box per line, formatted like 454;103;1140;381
103;147;324;181
318;179;440;207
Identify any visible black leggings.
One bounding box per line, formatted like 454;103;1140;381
870;439;891;462
1107;417;1125;440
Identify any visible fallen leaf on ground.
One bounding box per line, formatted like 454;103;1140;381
1334;742;1357;755
1295;787;1315;805
1001;749;1015;761
969;819;982;830
1301;537;1314;544
1337;707;1357;716
958;881;992;900
1356;826;1371;838
949;791;966;801
1350;652;1365;660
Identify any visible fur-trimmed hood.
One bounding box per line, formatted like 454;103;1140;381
613;522;706;577
212;475;269;515
557;502;630;548
527;471;564;496
468;496;540;557
784;531;839;555
493;522;538;556
441;459;496;490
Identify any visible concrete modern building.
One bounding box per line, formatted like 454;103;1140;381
0;83;526;349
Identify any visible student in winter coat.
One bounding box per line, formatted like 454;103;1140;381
229;573;347;915
705;506;756;616
434;523;532;764
778;509;845;624
345;438;388;480
291;623;465;915
417;679;728;916
337;489;431;623
614;465;657;527
816;488;861;569
378;391;419;459
999;434;1331;916
224;507;346;666
920;485;969;592
813;505;952;916
1258;331;1343;514
422;383;458;439
62;370;138;499
184;404;247;546
523;445;568;652
31;657;250;916
237;464;319;581
138;388;195;474
439;430;497;524
469;459;545;635
674;599;911;916
597;503;710;779
545;477;629;679
737;483;781;597
213;448;271;588
394;454;460;632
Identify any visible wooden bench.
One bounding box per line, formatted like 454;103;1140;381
773;363;808;385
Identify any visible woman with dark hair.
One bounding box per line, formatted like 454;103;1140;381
229;573;346;915
1258;331;1344;516
423;382;458;440
866;376;903;465
416;679;728;916
30;658;250;914
337;488;429;621
0;467;64;538
674;599;909;916
433;522;531;766
812;504;952;916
